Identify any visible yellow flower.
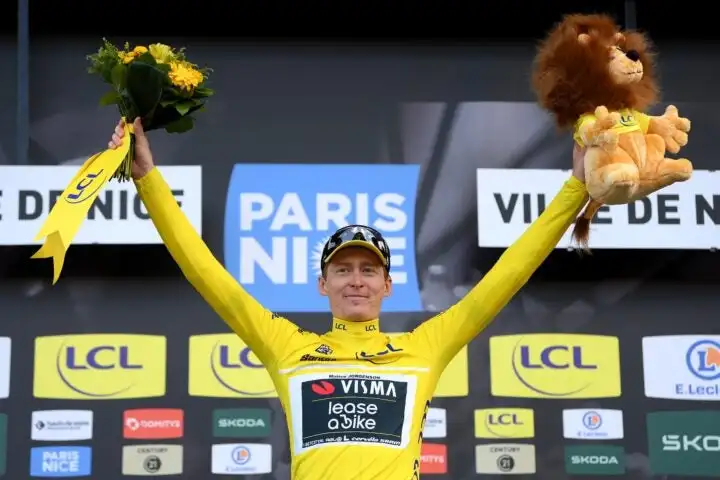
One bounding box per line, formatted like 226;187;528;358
168;62;204;91
118;46;148;64
149;43;174;64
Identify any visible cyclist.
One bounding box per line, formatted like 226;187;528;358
110;118;589;479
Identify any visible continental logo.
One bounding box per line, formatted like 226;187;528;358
490;334;621;399
33;334;166;400
188;334;277;398
474;408;534;439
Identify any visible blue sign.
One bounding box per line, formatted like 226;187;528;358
30;446;92;477
224;164;423;312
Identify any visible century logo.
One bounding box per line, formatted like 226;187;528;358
213;408;272;438
188;334;277;398
489;334;621;399
33;334;167;400
223;164;422;312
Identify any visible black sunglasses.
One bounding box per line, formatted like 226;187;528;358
320;225;391;272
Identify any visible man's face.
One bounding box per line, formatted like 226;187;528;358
318;247;392;322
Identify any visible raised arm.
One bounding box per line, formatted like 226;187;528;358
411;173;588;366
107;118;304;367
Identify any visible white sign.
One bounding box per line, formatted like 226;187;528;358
0;337;10;398
31;410;94;441
562;409;624;440
643;335;720;400
211;443;271;475
476;168;718;249
0;166;202;245
422;408;447;439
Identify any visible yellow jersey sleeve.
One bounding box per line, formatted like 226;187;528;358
135;167;304;367
633;109;651;134
410;176;588;366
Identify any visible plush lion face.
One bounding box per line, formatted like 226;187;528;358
532;14;659;129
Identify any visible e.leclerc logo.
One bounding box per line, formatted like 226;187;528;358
33;334;167;400
224;164;422;312
489;334;621;399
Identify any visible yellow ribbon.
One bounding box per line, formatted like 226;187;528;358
32;120;134;284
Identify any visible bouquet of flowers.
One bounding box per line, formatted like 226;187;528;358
87;40;214;181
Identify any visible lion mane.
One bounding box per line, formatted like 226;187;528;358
532;14;659;129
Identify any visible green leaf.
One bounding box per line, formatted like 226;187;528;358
174;100;195;115
99;90;120;107
192;87;214;98
134;52;157;66
126;62;164;119
111;64;127;90
165;115;194;134
159;99;176;107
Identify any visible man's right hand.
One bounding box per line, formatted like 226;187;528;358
108;118;155;180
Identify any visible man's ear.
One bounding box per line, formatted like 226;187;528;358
318;276;328;296
384;275;393;297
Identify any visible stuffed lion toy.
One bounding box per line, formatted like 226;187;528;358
532;14;693;249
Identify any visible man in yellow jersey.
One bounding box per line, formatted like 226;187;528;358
110;118;589;479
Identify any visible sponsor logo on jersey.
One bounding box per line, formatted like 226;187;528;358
420;443;447;474
123;409;184;439
647;410;720;476
643;335;720;400
30;446;92;477
223;164;422;312
355;343;404;364
213;408;272;438
122;444;183;476
31;410;93;441
315;344;333;355
289;372;417;454
489;334;621;399
211;443;272;475
299;354;336;362
563;409;624;440
188;334;277;398
474;408;534;439
33;334;166;400
475;443;536;474
564;445;625;475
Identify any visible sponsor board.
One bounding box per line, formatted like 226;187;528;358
422;408;446;439
188;333;277;398
223;164;422;312
122;444;183;476
30;446;92;477
123;409;183;439
475;443;536;474
420;443;447;474
33;334;166;400
643;335;720;400
213;408;271;438
490;334;621;399
563;409;624;440
474;408;534;439
564;445;625;475
0;166;202;245
0;337;10;399
211;443;272;475
647;410;720;477
476;168;718;249
31;410;93;441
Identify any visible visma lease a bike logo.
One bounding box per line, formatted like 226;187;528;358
224;164;422;312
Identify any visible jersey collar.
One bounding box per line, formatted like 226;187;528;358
331;317;380;336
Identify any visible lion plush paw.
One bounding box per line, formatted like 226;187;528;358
652;105;691;154
580;106;621;150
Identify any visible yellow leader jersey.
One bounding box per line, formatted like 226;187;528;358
573;107;651;147
136;168;587;480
